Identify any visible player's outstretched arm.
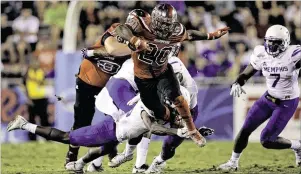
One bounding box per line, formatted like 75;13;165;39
230;64;258;97
185;27;230;41
234;64;258;86
141;111;188;137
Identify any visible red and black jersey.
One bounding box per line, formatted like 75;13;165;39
124;10;186;79
85;23;131;75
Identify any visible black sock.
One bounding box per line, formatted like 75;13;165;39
35;126;70;144
68;145;80;155
233;129;252;153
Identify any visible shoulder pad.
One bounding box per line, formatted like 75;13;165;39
253;45;266;57
288;45;301;57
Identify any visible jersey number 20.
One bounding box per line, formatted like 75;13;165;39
138;43;173;66
270;74;280;87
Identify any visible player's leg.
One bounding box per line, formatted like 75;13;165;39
109;135;143;167
36;98;50;127
66;141;119;173
158;64;205;146
132;133;151;173
7;115;70;144
259;97;301;166
66;77;102;164
27;102;37;140
134;76;168;119
146;106;199;173
218;93;273;170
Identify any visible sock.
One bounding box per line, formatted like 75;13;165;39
230;151;241;161
22;122;37;134
135;137;150;168
92;156;104;167
124;142;136;156
290;140;301;150
76;158;86;168
69;144;79;155
156;153;164;163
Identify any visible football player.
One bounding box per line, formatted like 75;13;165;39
78;55;213;173
7;86;192;173
107;57;213;174
112;4;229;147
218;25;301;170
65;22;132;164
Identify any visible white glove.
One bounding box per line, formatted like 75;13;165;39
127;94;140;106
230;83;246;98
176;127;189;138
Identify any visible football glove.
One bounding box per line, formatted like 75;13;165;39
230;82;246;98
198;126;214;137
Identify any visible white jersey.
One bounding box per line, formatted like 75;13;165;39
115;100;149;141
114;57;198;108
115;86;191;142
250;45;301;100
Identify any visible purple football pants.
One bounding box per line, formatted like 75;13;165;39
242;92;299;143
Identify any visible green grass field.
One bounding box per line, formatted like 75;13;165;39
1;141;300;174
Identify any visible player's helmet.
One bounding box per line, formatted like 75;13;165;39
126;9;150;24
264;25;290;57
151;3;177;39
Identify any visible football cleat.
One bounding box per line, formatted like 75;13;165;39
217;159;239;171
132;164;149;173
87;162;104;172
65;161;84;174
108;152;133;168
7;115;28;132
145;157;166;174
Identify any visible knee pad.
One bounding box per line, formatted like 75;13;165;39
260;140;273;149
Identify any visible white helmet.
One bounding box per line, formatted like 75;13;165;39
264;25;290;56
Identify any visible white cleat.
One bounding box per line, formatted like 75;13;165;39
145;158;166;174
218;159;239;171
293;142;301;167
86;163;104;172
108;152;133;168
65;161;84;174
132;164;149;173
7;115;28;132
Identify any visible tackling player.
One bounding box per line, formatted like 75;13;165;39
65;23;132;164
6;86;192;166
107;57;213;173
112;4;229;146
218;25;301;170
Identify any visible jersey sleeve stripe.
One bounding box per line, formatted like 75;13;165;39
292;49;301;57
136;16;151;33
176;24;184;36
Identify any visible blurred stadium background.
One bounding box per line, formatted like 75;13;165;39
1;0;300;163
